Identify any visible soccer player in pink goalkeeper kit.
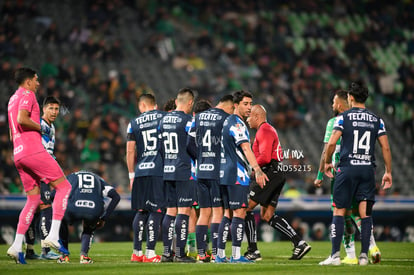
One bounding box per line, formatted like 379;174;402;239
7;67;72;264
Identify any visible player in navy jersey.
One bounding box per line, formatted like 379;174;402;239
244;105;311;261
216;91;268;264
187;94;234;262
23;96;62;260
160;88;196;263
127;94;166;263
62;170;120;264
185;99;213;259
37;96;70;261
320;82;392;266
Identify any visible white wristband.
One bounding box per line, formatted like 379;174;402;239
129;172;135;180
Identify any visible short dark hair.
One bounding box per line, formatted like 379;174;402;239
193;99;212;114
43;96;60;107
219;94;234;103
335;89;348;101
177;87;195;99
163;98;176;112
138;93;156;105
348;81;368;103
232;90;252;104
15;67;37;85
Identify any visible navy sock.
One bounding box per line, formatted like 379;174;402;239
40;207;53;254
361;217;373;255
59;219;69;251
146;212;163;250
217;216;231;250
331;215;344;256
175;214;189;257
196;225;208;256
132;211;149;251
210;223;220;256
25;215;37;246
231;217;244;248
245;211;257;251
162;214;176;257
80;233;92;256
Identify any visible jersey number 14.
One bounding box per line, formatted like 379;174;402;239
353;130;371;155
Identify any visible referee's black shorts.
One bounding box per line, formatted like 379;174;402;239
249;159;286;208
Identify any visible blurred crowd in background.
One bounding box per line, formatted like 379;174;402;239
0;0;413;196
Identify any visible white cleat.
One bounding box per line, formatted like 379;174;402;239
319;255;341;266
43;239;70;255
7;247;27;264
359;253;369;266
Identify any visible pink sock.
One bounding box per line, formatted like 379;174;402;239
52;179;71;220
16;194;40;234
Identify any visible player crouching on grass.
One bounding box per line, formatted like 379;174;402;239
57;170;120;264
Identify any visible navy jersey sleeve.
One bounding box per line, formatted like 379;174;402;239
187;116;197;160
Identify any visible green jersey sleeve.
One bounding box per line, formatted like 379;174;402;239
323;117;336;143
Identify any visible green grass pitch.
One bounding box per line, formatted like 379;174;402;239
1;241;413;274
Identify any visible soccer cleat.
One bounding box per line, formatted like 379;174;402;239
319;255;341;266
161;255;174;262
196;254;211;263
25;249;41;260
342;256;358;265
186;251;198;258
244;250;262;261
369;246;381;264
290;242;311;260
57;255;70;264
80;255;93;264
230;256;254;264
43;239;70;255
131;253;144;262
142;255;161;263
214;256;229;263
173;255;196;263
41;251;61;260
7;247;27;264
359;253;369;266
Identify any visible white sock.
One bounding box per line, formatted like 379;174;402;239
369;228;377;249
232;246;241;259
345;240;356;259
133;249;143;256
146;249;155;258
12;234;25;252
217;248;225;258
47;220;62;241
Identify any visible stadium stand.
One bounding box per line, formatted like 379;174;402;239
0;0;413;196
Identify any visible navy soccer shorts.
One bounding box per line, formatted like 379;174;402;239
333;166;376;209
221;184;249;210
165;180;195;208
197;179;222;208
132;176;165;212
